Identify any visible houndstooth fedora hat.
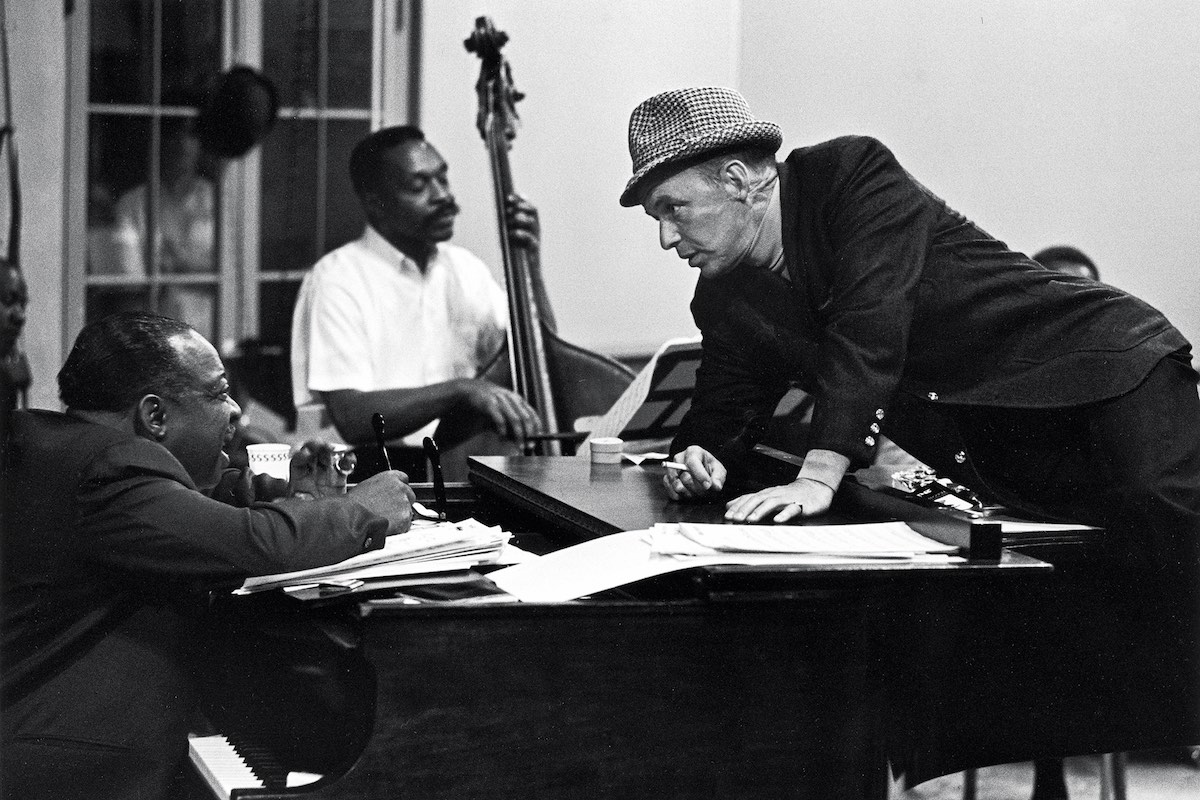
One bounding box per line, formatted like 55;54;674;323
620;87;782;207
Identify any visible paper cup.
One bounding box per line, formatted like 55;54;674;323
590;436;624;464
246;443;292;480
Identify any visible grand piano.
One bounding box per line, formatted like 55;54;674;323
185;456;1199;799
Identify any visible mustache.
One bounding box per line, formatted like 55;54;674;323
430;200;460;218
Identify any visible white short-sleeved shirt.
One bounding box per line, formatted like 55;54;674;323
291;226;508;445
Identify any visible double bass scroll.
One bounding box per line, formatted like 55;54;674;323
464;17;634;456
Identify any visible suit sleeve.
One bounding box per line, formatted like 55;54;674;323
804;138;936;466
74;439;387;584
671;272;795;475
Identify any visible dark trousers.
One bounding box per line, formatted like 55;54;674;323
888;352;1200;777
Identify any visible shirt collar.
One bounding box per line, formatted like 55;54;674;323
746;179;786;277
362;224;434;275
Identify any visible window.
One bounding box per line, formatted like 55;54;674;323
66;0;418;358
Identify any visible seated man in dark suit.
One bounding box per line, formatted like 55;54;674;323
1;311;415;800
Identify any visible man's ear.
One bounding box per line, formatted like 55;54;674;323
721;159;754;201
361;190;385;218
135;394;169;441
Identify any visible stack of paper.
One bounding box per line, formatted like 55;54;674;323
236;519;512;594
488;522;961;603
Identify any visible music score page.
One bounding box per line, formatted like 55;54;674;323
488;523;961;603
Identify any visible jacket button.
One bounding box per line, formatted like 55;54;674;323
875;409;885;419
870;423;880;434
865;436;876;447
954;451;966;464
364;537;375;549
928;392;939;401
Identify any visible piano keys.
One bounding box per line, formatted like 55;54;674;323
188;734;321;798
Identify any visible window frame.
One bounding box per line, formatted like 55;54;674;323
64;0;420;354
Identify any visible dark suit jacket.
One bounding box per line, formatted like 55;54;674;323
0;410;388;799
675;136;1189;475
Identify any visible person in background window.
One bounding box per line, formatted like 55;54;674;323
0;260;29;417
113;116;217;342
1033;245;1100;281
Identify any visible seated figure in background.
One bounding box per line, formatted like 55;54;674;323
1;311;414;800
291;125;547;479
0;260;29;418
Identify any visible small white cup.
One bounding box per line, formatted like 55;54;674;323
589;436;624;464
246;443;292;480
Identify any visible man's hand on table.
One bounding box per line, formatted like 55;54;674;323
663;444;844;523
722;478;835;523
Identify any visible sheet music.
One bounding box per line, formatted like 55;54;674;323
236;519;511;593
576;336;701;457
488;525;961;603
664;521;958;556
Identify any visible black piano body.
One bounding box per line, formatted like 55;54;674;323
188;457;1199;799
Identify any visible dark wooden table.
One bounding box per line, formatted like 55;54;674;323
199;457;1196;799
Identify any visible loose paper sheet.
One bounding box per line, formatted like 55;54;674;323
488;523;960;603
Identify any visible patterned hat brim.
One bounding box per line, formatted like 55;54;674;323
619;120;782;207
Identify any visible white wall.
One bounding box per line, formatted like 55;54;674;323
742;0;1200;351
420;1;742;358
424;1;1200;359
7;2;68;409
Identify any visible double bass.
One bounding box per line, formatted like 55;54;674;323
459;17;634;460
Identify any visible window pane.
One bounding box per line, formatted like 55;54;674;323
90;0;153;105
260;117;320;273
160;0;222;102
263;0;374;110
85;285;216;345
86;113;150;276
87;285;152;325
159;284;218;343
325;119;369;251
263;0;320;110
327;0;373;108
89;0;222;105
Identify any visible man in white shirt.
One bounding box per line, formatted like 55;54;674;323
291;125;545;477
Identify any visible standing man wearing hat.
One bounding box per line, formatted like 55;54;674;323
620;86;1200;774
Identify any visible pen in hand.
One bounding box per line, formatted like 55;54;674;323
371;413;393;472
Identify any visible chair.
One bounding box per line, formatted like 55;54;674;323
224;338;296;431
